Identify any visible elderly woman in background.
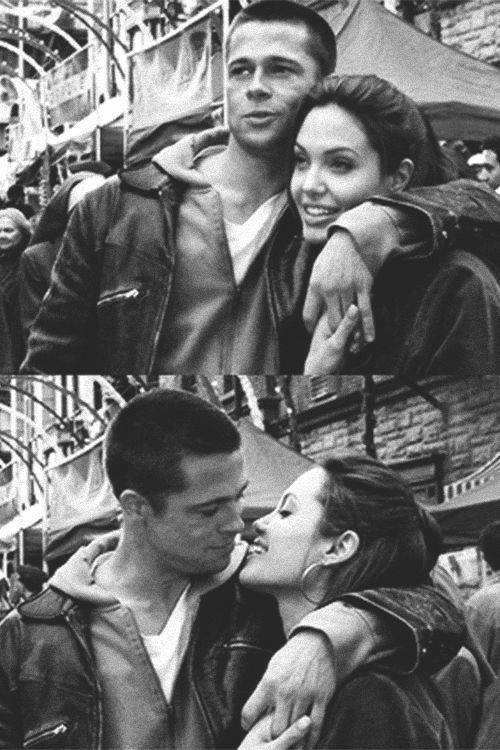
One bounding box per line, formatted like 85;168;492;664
0;207;31;370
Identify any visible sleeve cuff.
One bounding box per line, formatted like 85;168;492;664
290;601;399;685
328;201;430;276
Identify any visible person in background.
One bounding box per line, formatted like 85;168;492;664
4;184;35;220
467;138;500;195
431;565;495;749
0;207;31;370
466;520;500;675
18;171;108;343
8;565;49;606
0;572;11;621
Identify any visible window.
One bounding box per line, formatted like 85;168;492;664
310;376;339;402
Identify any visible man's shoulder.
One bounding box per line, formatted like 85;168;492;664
119;162;171;193
21;240;59;267
17;586;77;621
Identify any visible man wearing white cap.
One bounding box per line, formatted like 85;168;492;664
468;138;500;195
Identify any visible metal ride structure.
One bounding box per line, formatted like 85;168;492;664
0;377;127;565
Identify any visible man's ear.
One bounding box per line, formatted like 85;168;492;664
388;158;414;193
322;530;359;567
119;489;150;519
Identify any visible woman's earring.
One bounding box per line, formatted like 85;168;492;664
300;562;325;605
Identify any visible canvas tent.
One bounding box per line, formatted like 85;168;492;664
322;0;500;140
430;473;500;549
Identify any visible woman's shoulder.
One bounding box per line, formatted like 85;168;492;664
317;667;452;749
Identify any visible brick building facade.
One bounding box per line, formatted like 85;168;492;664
384;0;500;67
440;0;500;66
229;376;500;505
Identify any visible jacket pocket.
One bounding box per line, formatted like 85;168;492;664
23;721;70;748
96;287;140;307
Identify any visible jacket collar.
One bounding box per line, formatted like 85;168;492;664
119;128;229;194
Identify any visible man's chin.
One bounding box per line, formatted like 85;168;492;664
234;130;288;158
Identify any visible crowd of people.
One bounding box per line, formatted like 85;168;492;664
0;0;498;375
0;386;499;749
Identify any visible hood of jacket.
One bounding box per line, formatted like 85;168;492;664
31;172;103;244
152;127;229;187
50;530;248;604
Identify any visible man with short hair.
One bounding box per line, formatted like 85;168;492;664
471;137;500;194
23;0;500;374
466;520;500;676
0;388;463;748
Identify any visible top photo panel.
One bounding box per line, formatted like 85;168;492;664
2;0;500;375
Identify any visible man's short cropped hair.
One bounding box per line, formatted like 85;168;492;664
479;520;500;571
104;388;241;511
226;0;337;77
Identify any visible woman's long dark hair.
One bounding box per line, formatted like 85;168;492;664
293;75;458;187
316;453;442;605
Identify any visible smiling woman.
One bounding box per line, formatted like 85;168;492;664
240;453;453;749
291;75;449;246
295;75;500;375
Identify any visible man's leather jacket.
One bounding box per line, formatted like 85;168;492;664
0;575;463;749
21;154;500;375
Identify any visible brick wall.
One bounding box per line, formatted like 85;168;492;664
273;376;500;487
440;0;500;65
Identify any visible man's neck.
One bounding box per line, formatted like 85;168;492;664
199;135;290;223
93;535;191;635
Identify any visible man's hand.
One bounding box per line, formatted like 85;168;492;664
241;631;336;749
303;229;375;344
238;714;311;750
304;306;359;374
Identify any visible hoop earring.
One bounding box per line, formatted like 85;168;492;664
300;562;325;606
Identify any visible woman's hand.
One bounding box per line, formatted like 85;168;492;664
238;714;311;750
304;305;360;374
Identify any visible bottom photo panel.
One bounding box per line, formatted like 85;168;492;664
0;374;499;749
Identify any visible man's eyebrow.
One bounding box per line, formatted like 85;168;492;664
194;480;249;508
228;55;302;67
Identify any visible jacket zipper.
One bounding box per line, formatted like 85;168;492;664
23;722;68;747
97;288;140;306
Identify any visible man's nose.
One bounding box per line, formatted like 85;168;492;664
246;69;271;99
220;500;245;534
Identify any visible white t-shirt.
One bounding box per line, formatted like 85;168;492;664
141;586;191;704
224;190;288;285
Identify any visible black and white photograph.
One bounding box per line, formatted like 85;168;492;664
1;1;500;748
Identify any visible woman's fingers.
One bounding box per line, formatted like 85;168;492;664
305;305;360;374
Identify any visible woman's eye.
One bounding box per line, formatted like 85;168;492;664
329;159;353;173
293;152;308;169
